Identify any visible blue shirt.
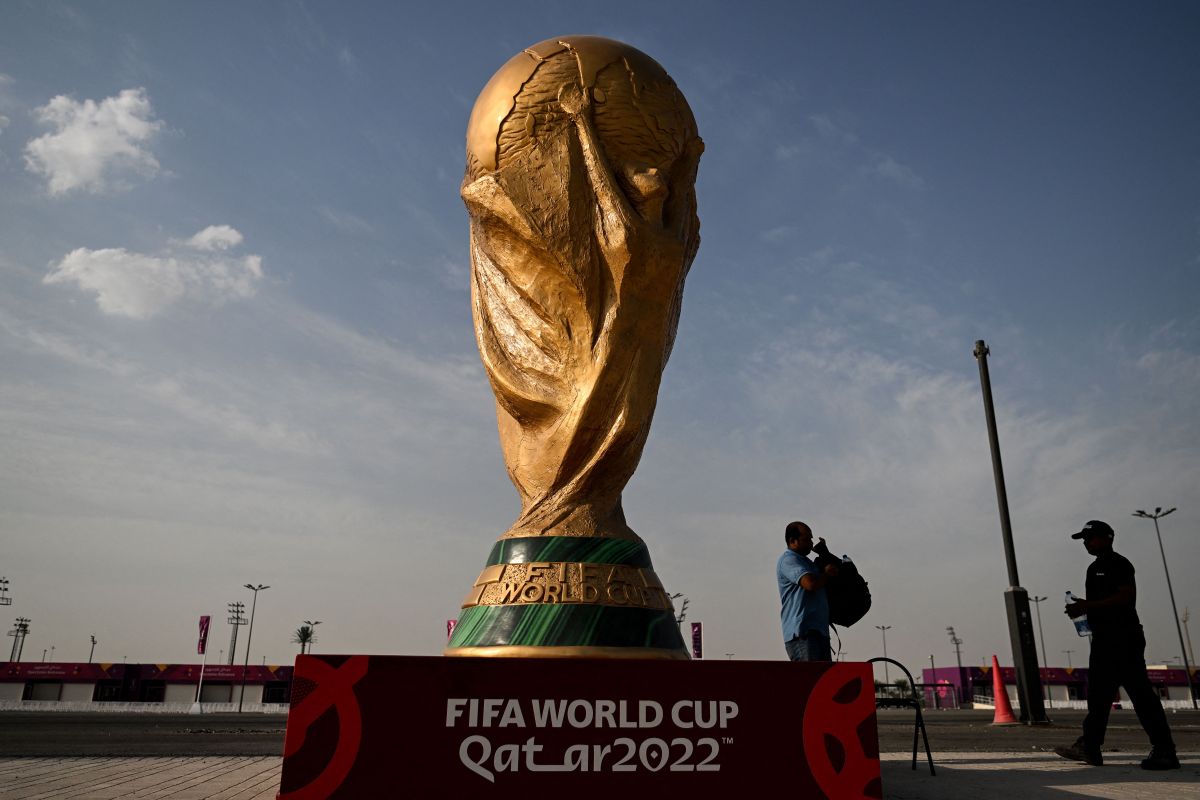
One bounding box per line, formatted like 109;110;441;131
777;550;830;641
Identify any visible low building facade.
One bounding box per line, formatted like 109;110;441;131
0;661;293;711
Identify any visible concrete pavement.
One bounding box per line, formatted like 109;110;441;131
0;757;280;800
881;751;1200;799
0;752;1196;798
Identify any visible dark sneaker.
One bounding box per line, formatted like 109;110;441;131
1055;742;1103;766
1140;748;1180;770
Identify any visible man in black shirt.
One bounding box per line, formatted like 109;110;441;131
1055;520;1180;770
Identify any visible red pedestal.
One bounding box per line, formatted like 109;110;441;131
279;655;881;799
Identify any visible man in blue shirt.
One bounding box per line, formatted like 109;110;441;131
777;520;839;661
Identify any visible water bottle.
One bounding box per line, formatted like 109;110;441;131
1066;591;1090;637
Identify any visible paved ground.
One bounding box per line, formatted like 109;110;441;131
881;751;1200;799
878;708;1200;754
0;758;280;800
1;709;1197;798
1;753;1196;799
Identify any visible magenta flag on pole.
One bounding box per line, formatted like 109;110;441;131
446;619;457;640
198;615;211;655
691;622;703;659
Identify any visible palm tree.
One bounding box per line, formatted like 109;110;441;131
292;625;316;654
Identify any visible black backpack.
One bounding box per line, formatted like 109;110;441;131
812;539;872;627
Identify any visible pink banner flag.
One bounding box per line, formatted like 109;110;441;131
446;619;457;640
197;615;211;655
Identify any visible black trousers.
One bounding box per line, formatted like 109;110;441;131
1082;626;1174;751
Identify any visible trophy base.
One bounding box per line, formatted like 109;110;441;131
445;534;689;658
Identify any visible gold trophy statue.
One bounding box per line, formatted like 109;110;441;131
445;36;703;658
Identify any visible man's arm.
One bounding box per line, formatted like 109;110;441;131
1067;584;1135;617
800;563;840;592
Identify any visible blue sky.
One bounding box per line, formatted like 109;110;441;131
1;1;1197;677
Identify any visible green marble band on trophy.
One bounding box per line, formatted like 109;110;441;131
448;35;702;659
446;536;686;657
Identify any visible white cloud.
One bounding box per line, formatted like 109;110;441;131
186;224;244;251
809;113;859;146
319;206;373;235
43;226;263;318
864;154;925;189
24;87;164;194
0;114;9;134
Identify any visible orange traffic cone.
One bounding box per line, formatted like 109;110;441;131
990;654;1019;725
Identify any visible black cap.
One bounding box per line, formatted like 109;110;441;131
1071;520;1114;540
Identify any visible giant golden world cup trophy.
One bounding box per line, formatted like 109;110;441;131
445;36;703;659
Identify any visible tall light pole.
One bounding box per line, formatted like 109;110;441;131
1062;649;1074;669
88;635;97;663
7;618;30;662
669;593;689;626
238;584;269;713
875;625;892;683
946;626;965;704
929;654;938;709
1029;596;1052;709
972;340;1048;723
227;602;247;666
7;618;28;662
1183;608;1195;669
17;619;29;661
1132;507;1197;708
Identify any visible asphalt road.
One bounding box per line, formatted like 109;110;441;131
0;709;1197;758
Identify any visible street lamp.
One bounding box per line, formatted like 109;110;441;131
875;625;892;683
227;602;247;666
1029;596;1052;709
238;584;270;713
1132;507;1197;709
1062;649;1074;669
88;635;97;663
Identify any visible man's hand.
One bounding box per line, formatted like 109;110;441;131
1065;600;1087;618
823;563;840;578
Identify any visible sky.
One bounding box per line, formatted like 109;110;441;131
1;1;1198;681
